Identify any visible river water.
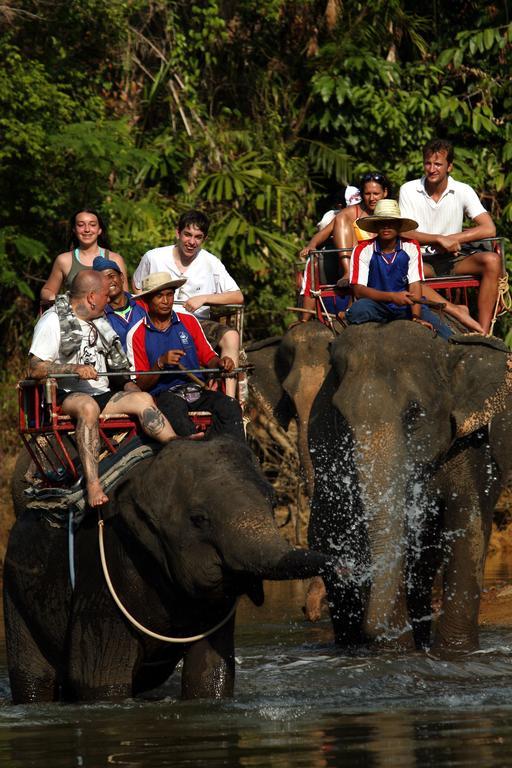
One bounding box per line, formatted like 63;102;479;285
1;568;512;766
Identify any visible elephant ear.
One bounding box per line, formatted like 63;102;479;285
106;445;186;524
449;337;512;437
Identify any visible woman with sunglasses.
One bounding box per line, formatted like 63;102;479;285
300;172;390;260
40;209;129;305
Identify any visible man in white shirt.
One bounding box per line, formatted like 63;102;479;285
29;270;178;508
133;210;243;396
399;139;500;334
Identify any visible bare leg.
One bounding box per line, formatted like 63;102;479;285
422;285;484;333
219;329;239;398
102;391;177;442
61;393;107;507
299;294;316;323
453;251;502;334
332;210;356;251
336;256;351;288
303;576;327;622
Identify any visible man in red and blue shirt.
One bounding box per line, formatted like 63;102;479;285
126;272;244;441
346;200;453;340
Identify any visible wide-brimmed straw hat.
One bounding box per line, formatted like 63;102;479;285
356;199;418;234
137;271;187;298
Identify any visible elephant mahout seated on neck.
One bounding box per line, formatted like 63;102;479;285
308;322;512;653
4;438;329;704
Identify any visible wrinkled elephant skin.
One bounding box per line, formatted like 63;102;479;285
308;322;512;653
247;321;333;497
4;439;329;704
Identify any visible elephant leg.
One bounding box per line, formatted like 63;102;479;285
133;653;182;696
406;503;443;649
434;448;493;653
4;591;58;703
66;606;139;700
323;574;365;646
181;614;235;699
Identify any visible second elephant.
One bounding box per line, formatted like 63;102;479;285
308;322;512;653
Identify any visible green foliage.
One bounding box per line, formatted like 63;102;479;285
1;0;511;352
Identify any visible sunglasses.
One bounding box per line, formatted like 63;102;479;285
360;172;386;185
87;323;99;347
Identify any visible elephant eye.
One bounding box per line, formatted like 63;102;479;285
403;400;426;433
190;511;211;529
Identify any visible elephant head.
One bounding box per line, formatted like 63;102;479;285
107;438;330;607
310;322;512;648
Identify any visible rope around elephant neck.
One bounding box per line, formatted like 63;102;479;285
97;518;238;643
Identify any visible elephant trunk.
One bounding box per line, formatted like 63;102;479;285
220;513;329;581
261;547;330;580
284;363;329;498
354;423;413;647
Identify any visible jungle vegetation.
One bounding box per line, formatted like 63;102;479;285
1;0;511;428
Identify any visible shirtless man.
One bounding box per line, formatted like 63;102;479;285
29;270;178;507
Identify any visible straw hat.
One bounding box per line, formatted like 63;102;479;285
137;272;187;298
355;199;418;234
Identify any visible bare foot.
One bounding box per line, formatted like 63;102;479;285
169;431;205;441
302;576;328;622
447;303;484;333
336;277;350;290
87;480;109;507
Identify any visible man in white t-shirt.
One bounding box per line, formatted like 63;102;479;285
29;270;179;508
133;210;243;396
399;138;500;334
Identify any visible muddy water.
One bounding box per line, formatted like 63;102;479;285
1;576;512;767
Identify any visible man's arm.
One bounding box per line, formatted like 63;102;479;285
28;354;98;381
403;214;495;250
206;354;235;373
183;290;244;313
408;281;422;319
131;253;150;293
135;349;186;391
352;285;415;306
402;213;496;252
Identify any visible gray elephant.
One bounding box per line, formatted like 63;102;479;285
4;438;329;703
247;321;333;492
308;322;512;652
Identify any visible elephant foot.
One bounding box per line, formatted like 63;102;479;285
303;576;328;622
9;673;59;704
64;680;132;701
428;645;478;661
430;637;479;659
